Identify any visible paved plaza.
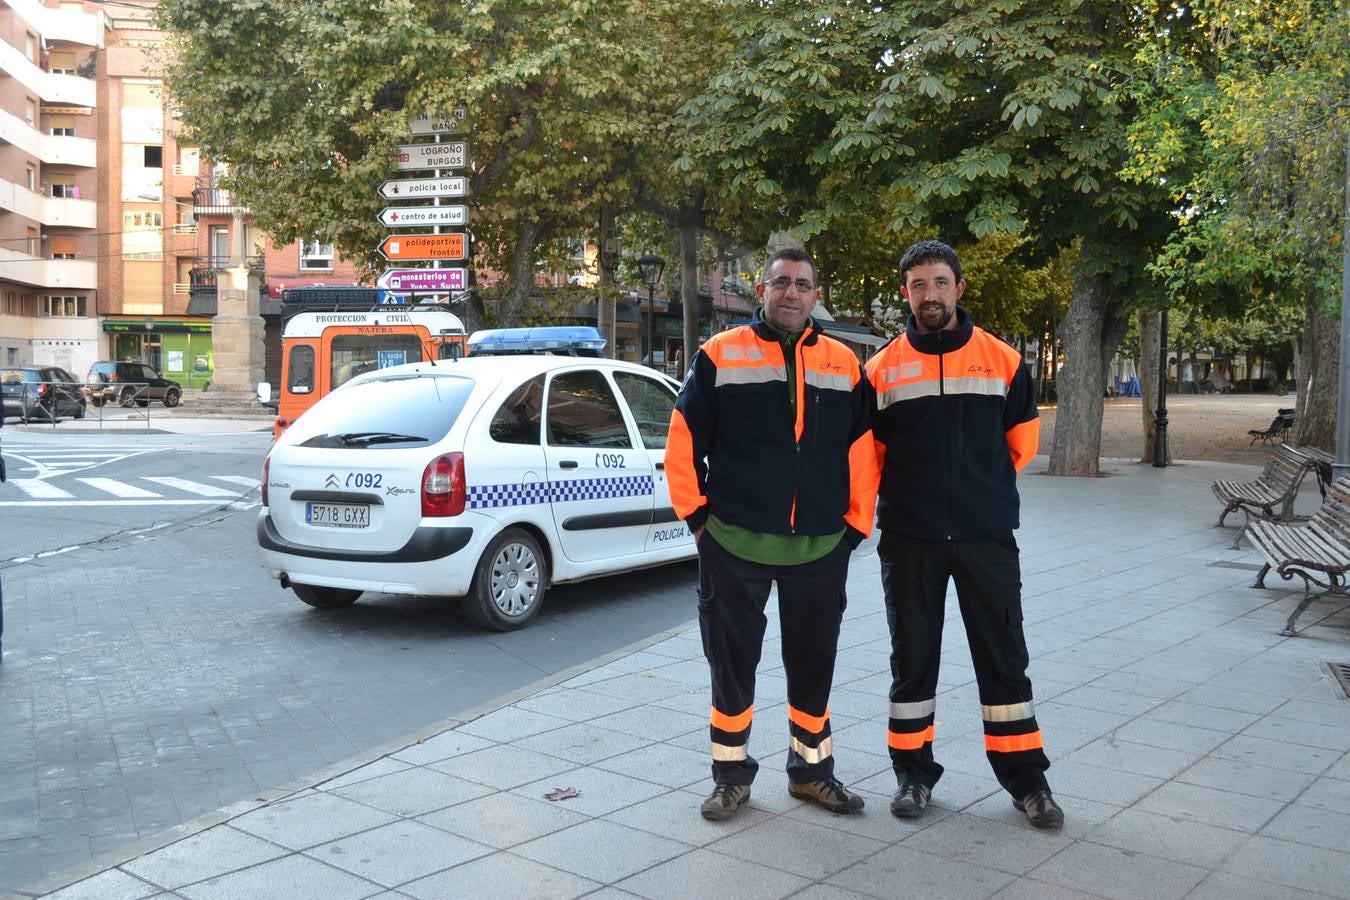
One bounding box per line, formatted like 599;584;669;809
9;452;1350;900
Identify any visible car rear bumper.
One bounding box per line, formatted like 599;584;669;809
257;514;473;562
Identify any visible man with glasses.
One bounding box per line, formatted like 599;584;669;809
666;246;878;821
865;240;1062;828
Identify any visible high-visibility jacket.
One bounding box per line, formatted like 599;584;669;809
666;309;878;545
865;307;1038;539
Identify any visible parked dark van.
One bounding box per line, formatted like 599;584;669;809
85;361;182;408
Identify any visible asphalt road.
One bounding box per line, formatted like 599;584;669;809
0;431;702;893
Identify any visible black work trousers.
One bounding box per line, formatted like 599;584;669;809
697;533;850;787
879;530;1050;798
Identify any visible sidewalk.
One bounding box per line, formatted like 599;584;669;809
8;409;272;436
11;457;1350;900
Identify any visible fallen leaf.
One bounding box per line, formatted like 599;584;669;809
544;786;581;801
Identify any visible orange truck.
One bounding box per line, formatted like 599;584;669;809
258;287;467;436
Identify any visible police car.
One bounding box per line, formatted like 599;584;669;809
256;327;696;630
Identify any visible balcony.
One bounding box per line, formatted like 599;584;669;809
0;247;96;289
0;107;95;166
0;178;96;227
0;41;95;106
192;186;250;216
7;0;102;45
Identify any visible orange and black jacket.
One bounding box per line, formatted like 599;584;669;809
666;309;878;546
865;306;1038;539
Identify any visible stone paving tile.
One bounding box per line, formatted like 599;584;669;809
788;885;878;900
227;791;397;851
1048;685;1166;718
174;852;380;900
399;853;599;900
601;786;772;847
1083;807;1249;868
1243;715;1350;752
1273;697;1350;728
510;765;668;818
303;819;492;888
1218;833;1350;898
1022;758;1163;809
418;790;589;849
1184;870;1339;900
1209;732;1340;776
591;740;709;789
428;743;576;791
329;766;494;818
1032;702;1134;741
512;819;688;884
387;729;495;767
513;722;652;766
121;825;288;890
1064;737;1200;780
312;757;412;793
614;847;809;900
1106;717;1231;755
455;706;572;743
1175;755;1317;802
1172;682;1287;716
851;767;994;820
1259;801;1350;854
1140;697;1262;733
900;811;1072;877
42;868;162;900
708;815;888;881
515;689;644;723
1297;776;1350;815
1133;780;1284;833
576;672;696;705
990;878;1106;900
588;704;708;742
1324;751;1350;782
1026;840;1208;900
826;844;1014;900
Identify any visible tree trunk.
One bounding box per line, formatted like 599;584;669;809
1294;295;1338;450
1048;268;1124;477
1137;309;1172;464
499;216;548;327
680;219;699;375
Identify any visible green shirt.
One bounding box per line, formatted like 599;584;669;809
703;320;843;566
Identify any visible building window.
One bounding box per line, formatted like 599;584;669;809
144;145;162;168
25;99;35;126
49;52;77;75
25;33;36;63
49;183;79;198
300;241;333;271
49;116;76;137
43;296;87;317
25;168;35;191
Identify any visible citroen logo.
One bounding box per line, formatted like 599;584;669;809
325;473;341;488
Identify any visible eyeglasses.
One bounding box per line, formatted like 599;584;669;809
766;276;816;293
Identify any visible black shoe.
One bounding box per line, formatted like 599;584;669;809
890;780;931;818
700;783;751;821
1013;789;1064;828
788;776;865;814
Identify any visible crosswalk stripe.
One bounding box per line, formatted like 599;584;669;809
10;480;74;499
211;475;261;488
143;476;237;497
77;477;161;498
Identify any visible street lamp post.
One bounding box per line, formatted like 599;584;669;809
637;253;665;370
1153;307;1169;468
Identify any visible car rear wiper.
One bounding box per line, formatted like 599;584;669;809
335;431;427;446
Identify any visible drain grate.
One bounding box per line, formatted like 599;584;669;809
1327;662;1350;700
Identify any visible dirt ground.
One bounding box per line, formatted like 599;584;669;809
1037;393;1295;466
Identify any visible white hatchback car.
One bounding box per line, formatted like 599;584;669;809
257;339;697;630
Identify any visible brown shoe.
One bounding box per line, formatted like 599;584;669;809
700;783;751;821
1013;789;1064;828
788;776;865;814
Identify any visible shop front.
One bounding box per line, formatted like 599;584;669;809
100;319;215;390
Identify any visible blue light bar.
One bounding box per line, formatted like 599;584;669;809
468;326;608;356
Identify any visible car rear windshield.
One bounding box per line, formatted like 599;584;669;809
1;369;38;383
288;373;476;449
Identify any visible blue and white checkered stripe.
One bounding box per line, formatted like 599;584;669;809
467;475;654;510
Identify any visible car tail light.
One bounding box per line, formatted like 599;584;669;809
37;382;48;397
108;372;119;382
421;452;465;517
261;454;270;506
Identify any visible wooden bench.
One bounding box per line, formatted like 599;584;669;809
1212;444;1320;548
1248;408;1295;446
1247;476;1350;635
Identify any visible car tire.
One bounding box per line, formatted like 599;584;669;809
463;528;546;631
163;387;181;408
292;583;362;609
118;386;136;407
74;400;85;420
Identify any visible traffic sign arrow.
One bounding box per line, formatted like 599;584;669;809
378;205;468;227
378;233;468;261
378;176;469;200
393;142;468;171
377;268;468;291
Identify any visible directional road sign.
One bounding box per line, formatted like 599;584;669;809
378;205;468;227
378;233;467;261
377;268;468;292
393;142;468;171
410;108;467;135
378;176;469;200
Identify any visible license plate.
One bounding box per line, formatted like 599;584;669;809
306;502;370;528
